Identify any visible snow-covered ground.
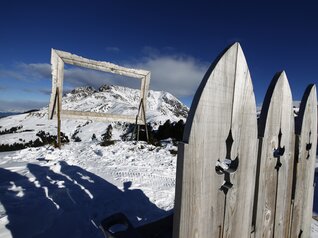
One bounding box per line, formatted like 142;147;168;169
0;86;317;237
313;218;318;237
1;143;317;238
0;86;185;238
0;141;176;238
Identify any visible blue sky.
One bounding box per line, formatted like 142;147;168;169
0;1;317;111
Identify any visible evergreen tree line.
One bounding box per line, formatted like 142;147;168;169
0;126;23;135
97;119;185;146
0;119;185;151
129;119;185;145
0;130;69;152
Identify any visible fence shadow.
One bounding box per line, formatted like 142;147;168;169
0;161;170;238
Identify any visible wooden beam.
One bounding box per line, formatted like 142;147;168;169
60;110;144;124
54;49;149;79
57;87;61;149
48;49;59;119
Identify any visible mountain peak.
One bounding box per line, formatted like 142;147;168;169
61;85;189;125
98;84;113;92
70;86;96;95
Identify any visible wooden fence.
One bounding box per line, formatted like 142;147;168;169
173;43;317;238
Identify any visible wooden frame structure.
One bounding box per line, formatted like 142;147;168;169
48;49;151;147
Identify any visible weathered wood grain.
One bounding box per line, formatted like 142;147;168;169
253;72;294;238
173;43;258;238
290;85;317;238
54;49;149;79
60;110;143;124
48;50;64;120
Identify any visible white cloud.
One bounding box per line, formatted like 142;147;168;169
0;63;130;90
135;54;208;97
20;63;51;79
21;88;52;95
0;68;26;81
1;50;209;100
63;67;119;88
0;63;51;82
0;100;47;112
6;62;144;91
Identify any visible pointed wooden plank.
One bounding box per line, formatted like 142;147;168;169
253;72;295;238
290;85;317;237
173;43;258;238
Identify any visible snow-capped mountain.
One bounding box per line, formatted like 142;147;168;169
0;85;188;145
62;85;188;123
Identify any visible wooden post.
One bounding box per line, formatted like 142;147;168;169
132;100;143;141
131;120;137;141
140;99;149;142
132;99;149;142
56;87;61;149
253;71;294;238
173;43;258;238
290;84;317;237
137;125;140;141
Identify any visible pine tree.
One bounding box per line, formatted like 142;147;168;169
100;125;114;146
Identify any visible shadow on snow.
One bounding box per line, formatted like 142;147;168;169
0;161;170;238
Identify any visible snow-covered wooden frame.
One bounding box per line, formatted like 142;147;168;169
48;49;150;124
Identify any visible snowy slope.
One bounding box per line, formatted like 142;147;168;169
0;86;186;237
0;141;176;238
0;85;188;145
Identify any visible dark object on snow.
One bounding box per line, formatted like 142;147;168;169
100;213;141;238
100;212;173;238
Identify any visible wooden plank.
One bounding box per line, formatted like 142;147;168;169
60;110;143;124
290;85;317;237
48;49;59;119
57;55;64;115
140;73;151;118
253;71;295;238
173;43;258;238
54;49;149;78
57;88;61;149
